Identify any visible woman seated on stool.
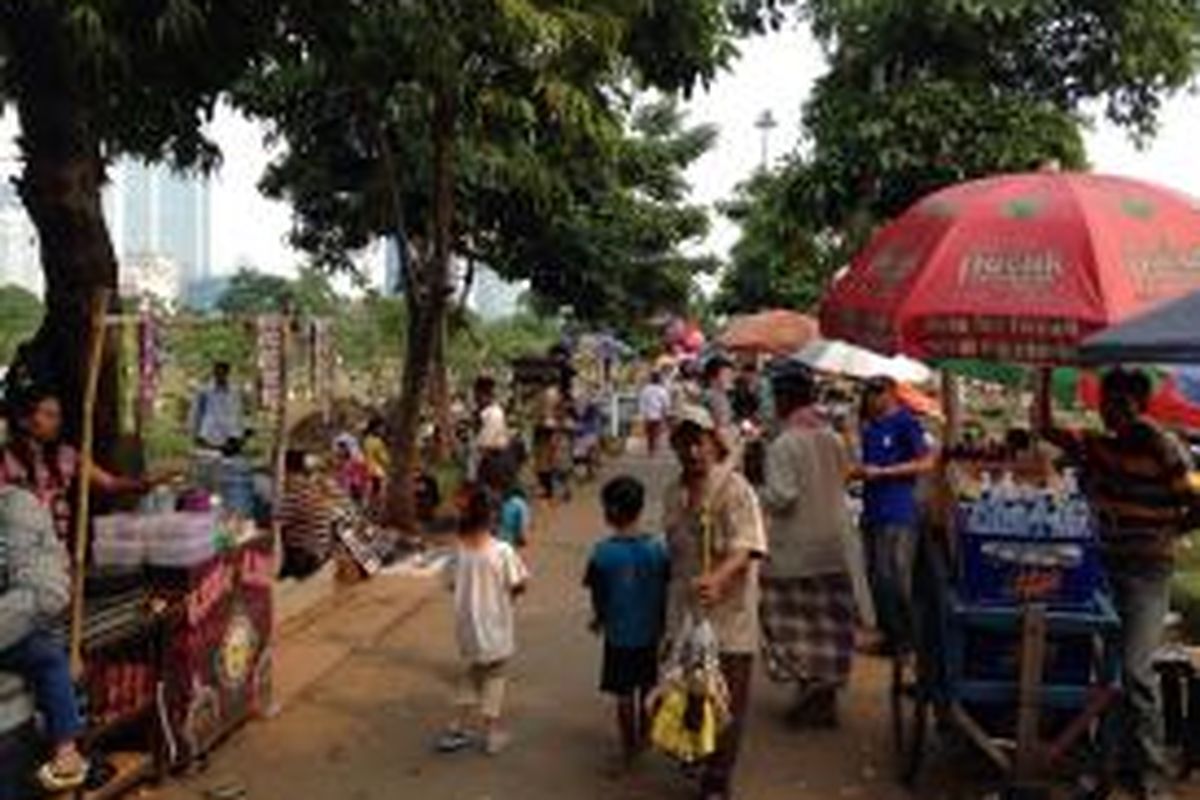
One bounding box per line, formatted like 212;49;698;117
0;485;87;791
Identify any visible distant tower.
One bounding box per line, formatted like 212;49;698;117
755;109;778;170
383;236;404;295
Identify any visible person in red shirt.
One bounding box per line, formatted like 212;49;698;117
1;387;144;548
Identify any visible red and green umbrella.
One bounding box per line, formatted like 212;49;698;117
821;172;1200;364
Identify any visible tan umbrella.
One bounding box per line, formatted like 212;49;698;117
718;309;819;356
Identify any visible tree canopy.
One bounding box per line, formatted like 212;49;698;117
0;0;282;448
714;168;834;314
0;285;45;367
236;0;737;526
216;267;339;319
717;0;1200;315
485;99;719;330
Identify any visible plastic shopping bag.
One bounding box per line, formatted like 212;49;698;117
648;612;731;763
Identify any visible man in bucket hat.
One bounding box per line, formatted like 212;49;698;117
663;405;768;800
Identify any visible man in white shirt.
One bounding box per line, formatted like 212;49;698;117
189;362;247;454
473;376;511;485
638;371;671;455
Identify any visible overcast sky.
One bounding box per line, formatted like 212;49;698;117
6;24;1200;276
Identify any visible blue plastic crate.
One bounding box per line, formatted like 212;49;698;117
959;531;1105;609
964;628;1094;685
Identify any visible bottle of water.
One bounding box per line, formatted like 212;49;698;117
1026;490;1044;538
1047;491;1065;538
1060;468;1092;539
1065;494;1092;539
970;472;997;532
998;471;1021;535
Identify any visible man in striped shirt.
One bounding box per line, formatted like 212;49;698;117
1046;369;1198;800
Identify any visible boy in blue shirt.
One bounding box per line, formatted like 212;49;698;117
583;476;670;770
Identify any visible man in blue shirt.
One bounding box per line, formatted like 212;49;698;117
583;476;669;770
856;376;935;654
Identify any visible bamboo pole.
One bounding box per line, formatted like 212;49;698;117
69;288;112;678
269;312;291;548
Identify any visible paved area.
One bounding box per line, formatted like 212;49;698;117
149;455;1200;800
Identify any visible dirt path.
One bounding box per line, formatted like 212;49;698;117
150;454;1198;800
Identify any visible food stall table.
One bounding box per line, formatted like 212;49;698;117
74;586;168;800
147;534;273;770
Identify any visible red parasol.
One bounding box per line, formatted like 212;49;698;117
820;172;1200;364
719;309;820;356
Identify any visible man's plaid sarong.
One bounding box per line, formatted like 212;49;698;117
760;573;856;686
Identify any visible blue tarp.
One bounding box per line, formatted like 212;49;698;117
1079;289;1200;365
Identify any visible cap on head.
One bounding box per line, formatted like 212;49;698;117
674;403;716;434
864;375;898;395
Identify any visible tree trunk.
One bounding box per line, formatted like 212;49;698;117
4;2;120;457
385;87;456;531
427;313;452;463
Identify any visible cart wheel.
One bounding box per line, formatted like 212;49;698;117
890;652;928;787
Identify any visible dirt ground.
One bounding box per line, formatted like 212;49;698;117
147;454;1200;800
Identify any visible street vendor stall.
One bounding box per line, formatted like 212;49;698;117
92;508;273;770
0;294;288;800
820;170;1200;795
1080;289;1200;778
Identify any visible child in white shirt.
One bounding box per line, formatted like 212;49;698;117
437;483;529;756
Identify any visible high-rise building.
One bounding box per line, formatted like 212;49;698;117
109;159;211;302
0;182;43;294
468;265;524;321
383;237;403;295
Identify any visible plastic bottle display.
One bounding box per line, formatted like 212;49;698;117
959;471;1094;541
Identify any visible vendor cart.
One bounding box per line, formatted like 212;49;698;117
819;170;1200;796
893;534;1123;795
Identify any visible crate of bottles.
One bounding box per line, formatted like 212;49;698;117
957;471;1104;609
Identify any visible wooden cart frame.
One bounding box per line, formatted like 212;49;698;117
892;538;1123;798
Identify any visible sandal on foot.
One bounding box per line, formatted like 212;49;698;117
36;757;89;792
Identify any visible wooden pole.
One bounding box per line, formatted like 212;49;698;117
69;288;111;678
270;313;291;547
1014;604;1048;793
1031;366;1053;434
941;371;962;447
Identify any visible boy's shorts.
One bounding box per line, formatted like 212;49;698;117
600;644;658;696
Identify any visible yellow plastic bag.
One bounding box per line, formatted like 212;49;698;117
649;684;719;763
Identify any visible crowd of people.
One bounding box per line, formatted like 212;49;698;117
436;353;1197;800
2;338;1198;799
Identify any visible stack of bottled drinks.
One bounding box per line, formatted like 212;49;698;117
958;469;1102;606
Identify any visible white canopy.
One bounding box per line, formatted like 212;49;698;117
794;339;933;384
